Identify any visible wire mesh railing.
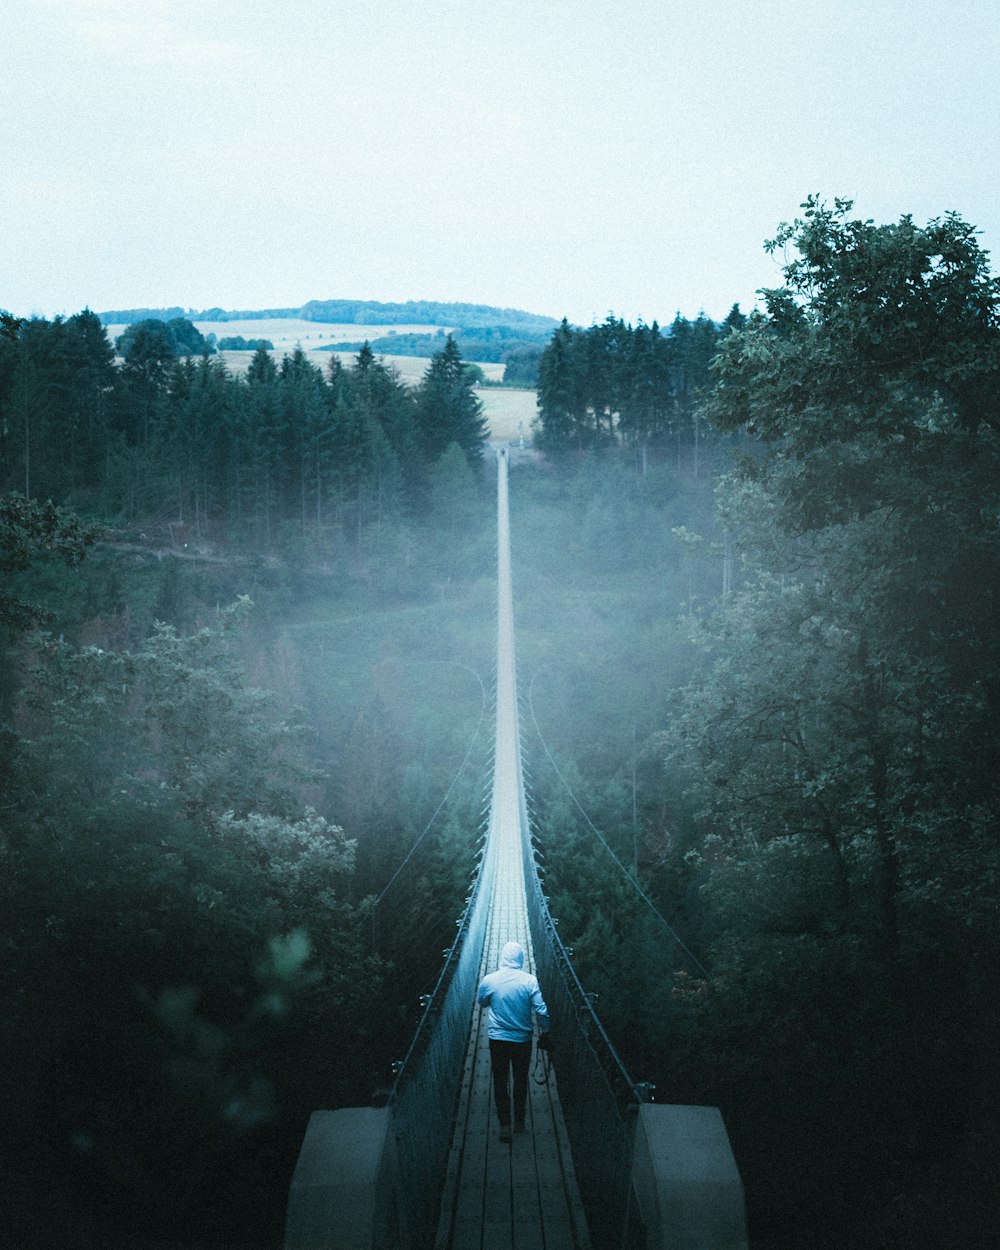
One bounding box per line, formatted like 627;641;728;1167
519;769;649;1248
385;774;494;1250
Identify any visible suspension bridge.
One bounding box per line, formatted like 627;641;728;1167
284;449;748;1250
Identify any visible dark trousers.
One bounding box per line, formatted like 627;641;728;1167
489;1038;532;1126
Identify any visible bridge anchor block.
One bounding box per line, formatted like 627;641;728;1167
630;1103;748;1250
284;1107;409;1250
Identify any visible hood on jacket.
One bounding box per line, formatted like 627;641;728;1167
500;940;525;970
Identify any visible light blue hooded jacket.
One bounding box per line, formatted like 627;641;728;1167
477;940;550;1043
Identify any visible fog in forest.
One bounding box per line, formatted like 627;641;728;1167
3;203;1000;1249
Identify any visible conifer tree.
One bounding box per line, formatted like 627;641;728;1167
413;335;488;467
534;318;586;452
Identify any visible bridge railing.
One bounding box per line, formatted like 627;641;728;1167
385;803;493;1249
519;765;648;1248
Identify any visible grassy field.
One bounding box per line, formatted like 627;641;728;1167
106;318;509;384
478;386;537;443
319;350;504;384
106;317;453;350
106;317;536;437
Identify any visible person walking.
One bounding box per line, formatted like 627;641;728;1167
477;940;550;1142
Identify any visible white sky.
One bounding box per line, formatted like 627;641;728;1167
3;0;998;327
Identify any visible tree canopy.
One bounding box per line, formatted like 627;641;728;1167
653;200;1000;1246
533;310;737;471
116;316;215;361
0;319;490;545
0;493;99;630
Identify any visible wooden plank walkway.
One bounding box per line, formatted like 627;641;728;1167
432;816;590;1250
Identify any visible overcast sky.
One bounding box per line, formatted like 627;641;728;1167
3;0;998;327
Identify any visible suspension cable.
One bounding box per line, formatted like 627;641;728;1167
527;669;712;981
373;660;488;909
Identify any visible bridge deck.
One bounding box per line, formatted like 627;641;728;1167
433;812;590;1248
431;448;590;1249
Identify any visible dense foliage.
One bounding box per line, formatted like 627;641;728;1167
325;324;550;365
677;204;1000;1247
533;308;745;471
0;493;99;630
0;325;488;543
527;202;1000;1250
2;593;374;1247
0;317;494;1247
217;336;275;351
501;343;544;387
1;506;492;1249
116;316;217;360
296;298;557;335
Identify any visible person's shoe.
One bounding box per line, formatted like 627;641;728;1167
499;1123;512;1143
514;1120;527;1134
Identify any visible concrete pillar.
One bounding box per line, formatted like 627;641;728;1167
630;1104;748;1250
284;1107;408;1250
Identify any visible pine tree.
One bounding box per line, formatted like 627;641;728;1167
534;319;586;452
413;335;488;466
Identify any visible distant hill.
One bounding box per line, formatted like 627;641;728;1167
319;326;549;363
97;299;559;338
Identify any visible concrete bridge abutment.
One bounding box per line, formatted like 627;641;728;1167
284;1107;410;1250
630;1103;748;1250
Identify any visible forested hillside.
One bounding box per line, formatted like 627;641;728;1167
525;201;1000;1250
2;199;999;1250
96;299;559;335
0;320;487;547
